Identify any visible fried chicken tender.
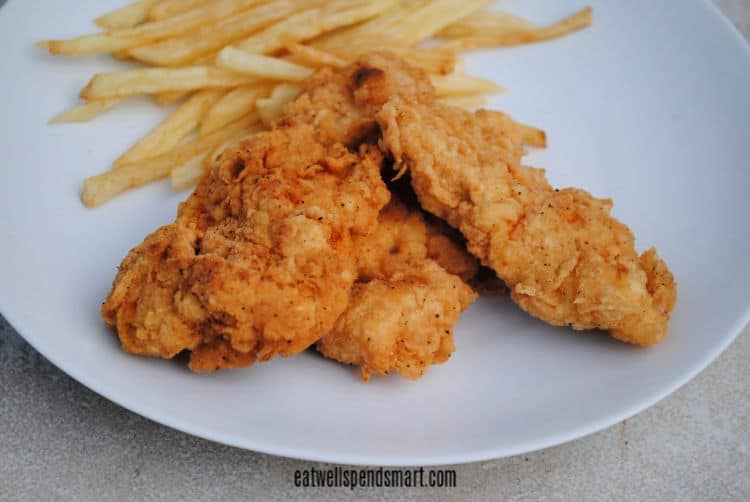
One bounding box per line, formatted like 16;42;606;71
376;100;676;345
317;199;477;380
102;118;390;371
285;52;434;147
300;52;675;345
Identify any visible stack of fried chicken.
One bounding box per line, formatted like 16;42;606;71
102;53;676;381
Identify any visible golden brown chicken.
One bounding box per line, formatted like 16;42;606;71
102;118;390;371
101;54;460;373
317;199;477;380
375;97;676;345
295;51;675;345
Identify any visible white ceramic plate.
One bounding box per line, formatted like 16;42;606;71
1;0;749;466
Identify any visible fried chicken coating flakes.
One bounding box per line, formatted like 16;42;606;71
102;119;390;371
376;100;676;346
317;200;477;381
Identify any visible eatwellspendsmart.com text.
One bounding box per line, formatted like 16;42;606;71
294;467;457;489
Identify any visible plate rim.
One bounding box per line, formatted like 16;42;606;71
2;0;750;466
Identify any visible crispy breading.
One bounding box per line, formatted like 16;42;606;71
319;263;473;381
376;99;676;345
317;199;477;380
356;198;479;282
284;52;433;147
102;118;390;371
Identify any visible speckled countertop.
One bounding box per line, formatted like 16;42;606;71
2;1;749;500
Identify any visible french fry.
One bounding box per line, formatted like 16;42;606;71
95;0;160;30
154;90;190;105
49;97;127;124
80;66;255;99
332;43;456;75
442;7;593;51
44;0;594;207
115;89;225;167
284;42;347;69
39;0;270;56
130;0;309;66
382;0;489;46
82;115;258;207
382;47;457;75
148;0;213;21
200;86;270;136
235;0;398;55
438;95;487;111
216;48;314;81
256;84;300;126
430;73;505;97
438;10;537;39
519;123;547;148
313;0;430;49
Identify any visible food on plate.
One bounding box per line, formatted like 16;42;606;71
101;45;675;379
318;199;477;380
102;117;390;371
375;90;676;345
37;0;592;207
39;2;674;380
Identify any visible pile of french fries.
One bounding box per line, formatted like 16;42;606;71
38;0;592;208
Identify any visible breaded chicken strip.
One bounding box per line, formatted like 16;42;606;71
317;199;477;380
376;100;676;345
102;118;390;371
299;52;674;344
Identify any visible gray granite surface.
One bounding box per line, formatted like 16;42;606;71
2;1;749;500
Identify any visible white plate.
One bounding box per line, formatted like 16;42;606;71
1;0;749;466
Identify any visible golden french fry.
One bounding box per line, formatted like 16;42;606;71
80;66;255;99
519;123;547;148
235;0;398;55
438;10;537;39
130;0;308;66
154;90;190;105
284;42;347;69
313;0;430;49
256;84;300;126
115;89;225;167
49;97;127;124
50;0;594;208
216;48;314;81
381;0;489;46
148;0;212;21
39;0;270;56
332;43;456;75
95;0;160;30
443;7;593;51
430;73;505;97
383;47;456;75
200;86;270;136
438;95;487;111
82;115;257;207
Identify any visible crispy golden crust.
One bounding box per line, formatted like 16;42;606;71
317;199;477;380
318;263;473;381
285;52;434;147
102;119;390;370
355;198;479;282
374;85;676;345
